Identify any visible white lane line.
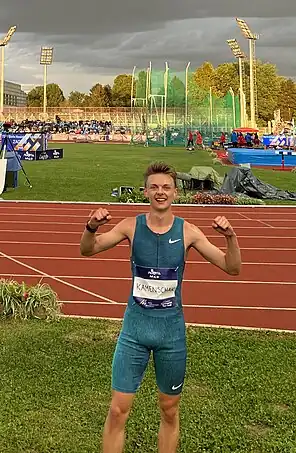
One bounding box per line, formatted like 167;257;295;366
3;255;296;266
0;251;118;304
61;300;296;311
1;240;296;251
1;272;296;285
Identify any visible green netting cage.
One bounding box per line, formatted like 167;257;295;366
130;63;241;147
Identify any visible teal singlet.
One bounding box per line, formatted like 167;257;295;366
127;213;185;316
111;214;187;395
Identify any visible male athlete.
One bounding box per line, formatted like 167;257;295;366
80;162;241;453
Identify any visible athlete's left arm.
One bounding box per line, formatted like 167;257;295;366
186;217;241;275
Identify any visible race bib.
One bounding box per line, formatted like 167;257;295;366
132;264;178;309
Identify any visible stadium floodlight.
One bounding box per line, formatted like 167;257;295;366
236;18;259;128
227;38;245;59
227;38;246;126
236;18;259;40
40;47;54;115
0;26;17;115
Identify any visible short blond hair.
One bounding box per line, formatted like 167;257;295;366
144;162;177;187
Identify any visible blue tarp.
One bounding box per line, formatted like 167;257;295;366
228;148;296;166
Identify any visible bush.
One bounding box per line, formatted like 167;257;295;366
173;193;195;204
118;190;148;203
117;189;264;206
192;193;236;204
0;279;62;320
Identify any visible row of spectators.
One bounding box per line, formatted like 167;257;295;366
0;119;117;134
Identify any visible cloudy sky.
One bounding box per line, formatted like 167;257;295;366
1;0;296;96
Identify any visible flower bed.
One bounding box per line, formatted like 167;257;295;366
118;190;264;205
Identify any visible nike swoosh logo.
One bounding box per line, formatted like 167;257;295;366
169;239;181;244
172;383;183;390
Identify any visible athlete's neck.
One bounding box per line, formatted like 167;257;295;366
146;208;174;233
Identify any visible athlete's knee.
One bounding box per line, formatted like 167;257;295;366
159;393;180;425
107;391;134;428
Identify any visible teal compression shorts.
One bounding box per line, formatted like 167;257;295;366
111;308;187;395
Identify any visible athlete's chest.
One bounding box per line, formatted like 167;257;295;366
132;226;184;269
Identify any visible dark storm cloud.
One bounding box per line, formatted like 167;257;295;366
1;1;296;93
0;0;296;36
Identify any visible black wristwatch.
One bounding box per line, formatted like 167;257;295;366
85;222;98;233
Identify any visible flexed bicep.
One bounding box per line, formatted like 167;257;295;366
186;222;228;273
80;214;134;256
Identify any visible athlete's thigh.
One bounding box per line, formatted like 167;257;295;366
153;316;187;396
112;329;150;394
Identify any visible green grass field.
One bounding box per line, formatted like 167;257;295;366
2;143;296;203
0;318;296;453
1;143;296;452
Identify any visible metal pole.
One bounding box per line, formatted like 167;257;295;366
163;62;169;147
131;66;136;136
209;86;213;139
230;88;236;128
185;62;190;133
131;66;136;107
249;39;256;128
0;46;5;115
238;57;245;126
43;64;47;115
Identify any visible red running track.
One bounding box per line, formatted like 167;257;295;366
0;201;296;332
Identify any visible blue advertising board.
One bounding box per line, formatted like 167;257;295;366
1;132;48;152
16;148;64;161
262;135;295;147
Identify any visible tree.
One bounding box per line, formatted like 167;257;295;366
255;62;281;123
134;71;147;103
193;62;216;92
276;78;296;121
112;74;133;106
27;86;43;107
167;76;185;107
46;84;65;107
68;91;88;107
214;63;240;97
27;83;65;107
187;73;208;107
88;83;112;107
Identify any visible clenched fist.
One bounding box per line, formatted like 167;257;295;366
88;208;112;229
212;216;235;237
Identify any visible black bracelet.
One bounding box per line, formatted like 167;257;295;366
85;222;98;233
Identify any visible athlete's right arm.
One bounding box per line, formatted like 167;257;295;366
80;208;132;256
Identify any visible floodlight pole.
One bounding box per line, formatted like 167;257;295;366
43;64;48;115
238;57;245;125
226;38;246;127
40;47;53;117
249;39;256;129
0;26;17;116
236;18;259;129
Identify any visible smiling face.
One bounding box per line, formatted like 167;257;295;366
144;173;177;212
